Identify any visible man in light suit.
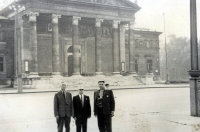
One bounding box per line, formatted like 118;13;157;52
94;81;115;132
73;89;91;132
54;83;73;132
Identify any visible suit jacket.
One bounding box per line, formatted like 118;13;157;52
54;91;73;117
94;90;115;116
73;95;91;119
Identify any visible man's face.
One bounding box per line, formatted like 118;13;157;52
98;82;105;90
61;84;66;91
79;89;84;95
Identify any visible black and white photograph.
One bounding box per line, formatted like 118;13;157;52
0;0;200;131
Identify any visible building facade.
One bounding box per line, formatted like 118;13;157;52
0;18;14;84
0;0;161;85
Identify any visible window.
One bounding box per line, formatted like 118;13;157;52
25;61;29;72
135;59;138;73
146;41;150;48
0;56;4;72
47;23;52;32
121;62;125;72
0;31;5;42
147;59;153;73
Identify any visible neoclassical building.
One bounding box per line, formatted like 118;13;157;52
0;0;161;85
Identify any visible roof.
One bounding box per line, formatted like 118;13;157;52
0;0;141;16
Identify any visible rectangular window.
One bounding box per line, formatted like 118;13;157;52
135;60;138;73
0;57;4;72
25;61;29;72
147;59;153;73
121;62;125;72
0;31;5;42
47;23;52;32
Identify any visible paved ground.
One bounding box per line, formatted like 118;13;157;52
0;83;189;94
1;87;200;132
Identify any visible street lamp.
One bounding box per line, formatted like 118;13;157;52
9;0;25;93
163;13;169;84
189;0;200;116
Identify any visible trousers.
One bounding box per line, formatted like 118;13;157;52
57;116;71;132
97;108;112;132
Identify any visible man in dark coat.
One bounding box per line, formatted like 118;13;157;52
73;89;91;132
54;83;73;132
94;81;115;132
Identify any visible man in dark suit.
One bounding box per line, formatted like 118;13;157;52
105;83;110;90
73;89;91;132
94;81;115;132
54;83;73;132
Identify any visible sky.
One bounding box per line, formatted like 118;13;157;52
0;0;199;39
133;0;200;39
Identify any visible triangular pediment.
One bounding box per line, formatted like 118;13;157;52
50;0;140;10
77;0;140;9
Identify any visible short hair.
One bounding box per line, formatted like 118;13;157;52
79;89;84;90
105;84;109;87
61;83;66;87
98;81;105;83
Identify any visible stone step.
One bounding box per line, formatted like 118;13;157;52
0;78;11;85
23;75;145;90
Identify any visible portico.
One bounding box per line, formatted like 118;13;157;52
1;0;140;77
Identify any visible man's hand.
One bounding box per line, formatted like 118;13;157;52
55;116;59;124
55;116;59;119
73;117;77;120
111;111;114;117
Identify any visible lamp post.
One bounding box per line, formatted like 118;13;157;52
189;0;200;116
9;0;25;93
163;13;169;84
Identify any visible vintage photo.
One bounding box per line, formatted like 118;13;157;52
0;0;199;131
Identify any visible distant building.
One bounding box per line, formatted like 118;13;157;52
125;29;161;77
0;0;161;86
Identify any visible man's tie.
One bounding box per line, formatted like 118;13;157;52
63;92;65;99
81;95;84;107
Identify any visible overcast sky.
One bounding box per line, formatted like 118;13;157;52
0;0;199;39
134;0;200;39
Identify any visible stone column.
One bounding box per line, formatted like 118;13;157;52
129;21;136;74
64;44;68;76
19;18;24;75
72;16;81;75
28;12;39;75
95;18;103;75
119;23;126;73
52;14;61;75
112;20;120;74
